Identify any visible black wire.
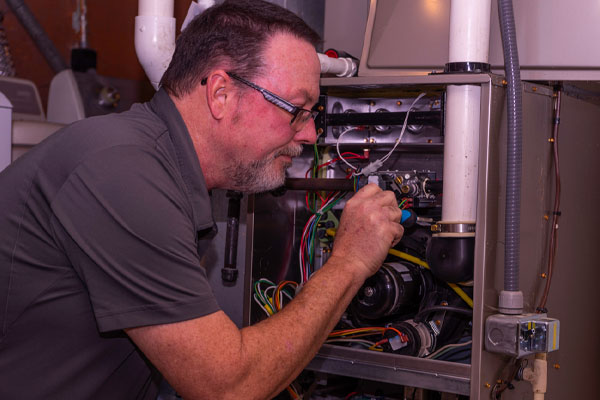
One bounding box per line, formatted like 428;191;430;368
415;305;472;322
410;387;417;400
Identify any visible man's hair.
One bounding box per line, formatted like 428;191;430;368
160;0;321;97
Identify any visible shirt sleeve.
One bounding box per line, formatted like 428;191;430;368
50;144;220;332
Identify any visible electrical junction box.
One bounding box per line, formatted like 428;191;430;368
485;313;560;358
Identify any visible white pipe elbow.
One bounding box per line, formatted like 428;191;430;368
318;53;357;77
135;0;176;90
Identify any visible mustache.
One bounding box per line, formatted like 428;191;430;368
274;144;303;158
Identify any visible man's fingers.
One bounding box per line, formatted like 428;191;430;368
391;224;405;246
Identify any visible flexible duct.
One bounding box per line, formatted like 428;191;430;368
5;0;67;73
498;0;522;295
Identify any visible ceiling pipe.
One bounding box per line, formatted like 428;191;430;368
136;1;354;90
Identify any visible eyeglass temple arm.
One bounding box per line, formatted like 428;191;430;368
260;91;298;115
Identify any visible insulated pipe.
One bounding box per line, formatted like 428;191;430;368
135;0;176;90
318;53;357;77
498;0;523;313
5;0;68;73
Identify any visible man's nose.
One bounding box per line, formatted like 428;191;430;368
293;119;317;145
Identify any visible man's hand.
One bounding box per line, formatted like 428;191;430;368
330;183;404;280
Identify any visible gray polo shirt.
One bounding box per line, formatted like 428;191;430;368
0;89;220;399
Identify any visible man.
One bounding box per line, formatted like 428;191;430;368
0;1;403;398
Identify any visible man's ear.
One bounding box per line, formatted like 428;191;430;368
205;71;231;120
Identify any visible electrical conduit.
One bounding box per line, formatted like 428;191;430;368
5;0;67;73
497;0;523;314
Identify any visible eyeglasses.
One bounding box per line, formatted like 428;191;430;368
201;72;318;132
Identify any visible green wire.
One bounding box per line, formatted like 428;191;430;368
308;194;347;265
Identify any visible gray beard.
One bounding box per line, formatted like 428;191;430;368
223;144;303;193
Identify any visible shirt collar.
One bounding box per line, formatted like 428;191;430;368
149;88;215;231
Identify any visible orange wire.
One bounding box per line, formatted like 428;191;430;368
274;281;298;311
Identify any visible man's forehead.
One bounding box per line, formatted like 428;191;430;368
261;34;321;103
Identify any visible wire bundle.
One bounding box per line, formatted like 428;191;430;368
304;147;365;212
300;149;365;284
253;278;298;317
425;339;472;362
327;327;409;352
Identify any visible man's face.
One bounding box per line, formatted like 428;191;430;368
221;33;321;193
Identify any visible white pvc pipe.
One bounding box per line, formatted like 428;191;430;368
440;0;492;227
441;84;481;223
318;53;357;77
135;0;175;90
448;0;492;63
138;0;173;17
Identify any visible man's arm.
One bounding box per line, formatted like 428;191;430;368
126;184;403;399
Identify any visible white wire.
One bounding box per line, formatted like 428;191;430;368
253;293;272;317
379;93;427;163
334;94;427;177
335;127;360;171
254;279;273;305
325;338;377;347
425;340;473;359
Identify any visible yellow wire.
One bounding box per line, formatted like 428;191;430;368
387;249;473;308
324;228;474;309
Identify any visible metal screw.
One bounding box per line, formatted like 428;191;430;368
485;383;491;388
541;273;547;278
363;286;375;297
396;100;403;106
317;128;324;135
548;138;555;142
532;87;538;92
554;363;560;369
369;138;376;143
318;105;324;111
370;101;376;107
364;138;369;143
434;100;440;106
544;214;549;220
497;379;503;384
502;79;508;86
435;320;442;326
427;139;433;143
441;301;449;306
